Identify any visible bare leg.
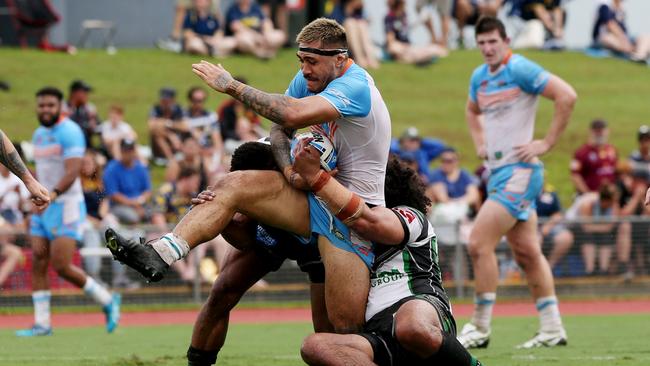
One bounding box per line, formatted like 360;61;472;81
301;333;374;366
50;237;88;287
344;19;369;68
0;243;23;286
394;299;443;357
598;245;613;273
30;236;50;291
631;35;650;60
547;229;574;269
581;243;596;274
310;283;334;332
616;222;631;269
357;20;379;69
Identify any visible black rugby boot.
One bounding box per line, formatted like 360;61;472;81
105;228;168;282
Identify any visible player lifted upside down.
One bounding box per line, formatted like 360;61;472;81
106;17;391;333
458;17;577;349
17;87;120;337
291;138;482;366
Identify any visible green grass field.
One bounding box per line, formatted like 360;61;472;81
1;314;648;366
1;48;650;204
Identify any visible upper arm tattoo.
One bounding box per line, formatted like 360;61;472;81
270;125;295;170
0;129;29;179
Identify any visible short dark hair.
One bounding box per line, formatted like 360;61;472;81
35;87;63;101
296;18;348;49
230;142;278;172
187;86;206;101
385;157;430;213
178;166;199;180
475;16;507;40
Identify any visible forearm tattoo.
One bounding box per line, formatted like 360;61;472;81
0;130;29;179
226;80;292;126
270;125;294;170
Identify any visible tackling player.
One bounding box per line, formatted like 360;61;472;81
0;129;49;208
17;87;120;337
458;17;577;349
292;140;481;366
106;18;391;332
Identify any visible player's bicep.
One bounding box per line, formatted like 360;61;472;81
63;157;82;176
540;74;577;102
466;98;480;116
288;95;340;129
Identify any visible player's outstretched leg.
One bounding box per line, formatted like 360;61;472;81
105;228;169;282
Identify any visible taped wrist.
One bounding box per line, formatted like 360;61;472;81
187;346;218;366
309;170;331;192
336;192;363;224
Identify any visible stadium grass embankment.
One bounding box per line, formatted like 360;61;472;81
1;48;650;205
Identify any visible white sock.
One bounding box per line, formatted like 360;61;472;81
83;276;112;306
536;296;563;333
471;292;496;332
152;233;190;266
32;290;51;328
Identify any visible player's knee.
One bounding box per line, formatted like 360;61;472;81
467;236;489;260
51;258;70;275
300;334;328;364
512;245;541;270
395;321;443;354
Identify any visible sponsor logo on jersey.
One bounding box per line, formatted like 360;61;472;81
370;268;404;287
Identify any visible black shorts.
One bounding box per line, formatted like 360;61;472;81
575;225;618;247
257;0;286;5
359;294;456;366
252;224;324;283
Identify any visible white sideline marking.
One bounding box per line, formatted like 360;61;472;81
513;355;648;361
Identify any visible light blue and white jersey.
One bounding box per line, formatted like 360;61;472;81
32;118;86;202
286;61;391;206
468;53;550;170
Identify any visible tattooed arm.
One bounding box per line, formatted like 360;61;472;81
0;129;50;208
192;61;339;129
270;124;309;189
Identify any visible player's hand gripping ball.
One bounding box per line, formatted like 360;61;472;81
290;131;337;171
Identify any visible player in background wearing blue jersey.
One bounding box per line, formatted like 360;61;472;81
457;17;577;349
16;87;120;337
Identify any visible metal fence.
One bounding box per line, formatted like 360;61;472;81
1;215;649;309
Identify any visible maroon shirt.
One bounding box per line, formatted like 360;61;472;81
570;143;618;192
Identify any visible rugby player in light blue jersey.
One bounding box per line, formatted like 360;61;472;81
16;87;120;337
457;17;577;349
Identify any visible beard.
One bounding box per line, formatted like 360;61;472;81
38;113;60;127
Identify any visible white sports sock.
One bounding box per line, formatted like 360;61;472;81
536;296;563;333
152;233;190;266
32;290;51;328
471;292;496;332
83;276;112;306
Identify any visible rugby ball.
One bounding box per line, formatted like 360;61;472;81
290;131;337;171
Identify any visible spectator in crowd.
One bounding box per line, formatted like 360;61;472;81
184;86;224;158
392;150;429;184
328;0;380;69
100;105;137;161
570;119;618;196
148;87;188;163
429;147;480;210
259;0;289;43
182;0;237;57
165;135;210;190
217;77;266;153
103;139;152;225
79;151;138;288
453;0;503;47
384;0;448;65
535;181;574;272
592;0;650;62
62;80;99;149
157;0;222;53
416;0;453;47
511;0;565;50
0;163;29;289
151;167;230;283
576;183;620;276
225;0;286;59
390;126;446;180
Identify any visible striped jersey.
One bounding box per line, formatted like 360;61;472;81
365;205;448;321
468;52;550;170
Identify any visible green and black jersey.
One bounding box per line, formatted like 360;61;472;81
365;205;449;321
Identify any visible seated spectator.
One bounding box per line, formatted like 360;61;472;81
385;0;448;65
157;0;222;52
225;0;286;59
62;80;99;149
511;0;565;50
453;0;504;47
100;105;137;161
390;126;446;181
592;0;650;62
103;139;152;225
183;0;237;57
536;181;574;271
259;0;288;43
151;167;231;283
416;0;453;47
570;119;618;196
328;0;380;69
0;163;29;289
165;135;211;190
429;147;479;209
576;183;620;276
148;87;188;163
184;86;224;158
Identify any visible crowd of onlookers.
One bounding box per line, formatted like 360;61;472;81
389;120;650;282
155;0;650;66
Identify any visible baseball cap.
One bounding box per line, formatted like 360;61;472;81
400;127;420;140
638;125;650;140
590;119;607;130
159;87;176;99
120;138;136;150
396;150;418;162
69;79;92;92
